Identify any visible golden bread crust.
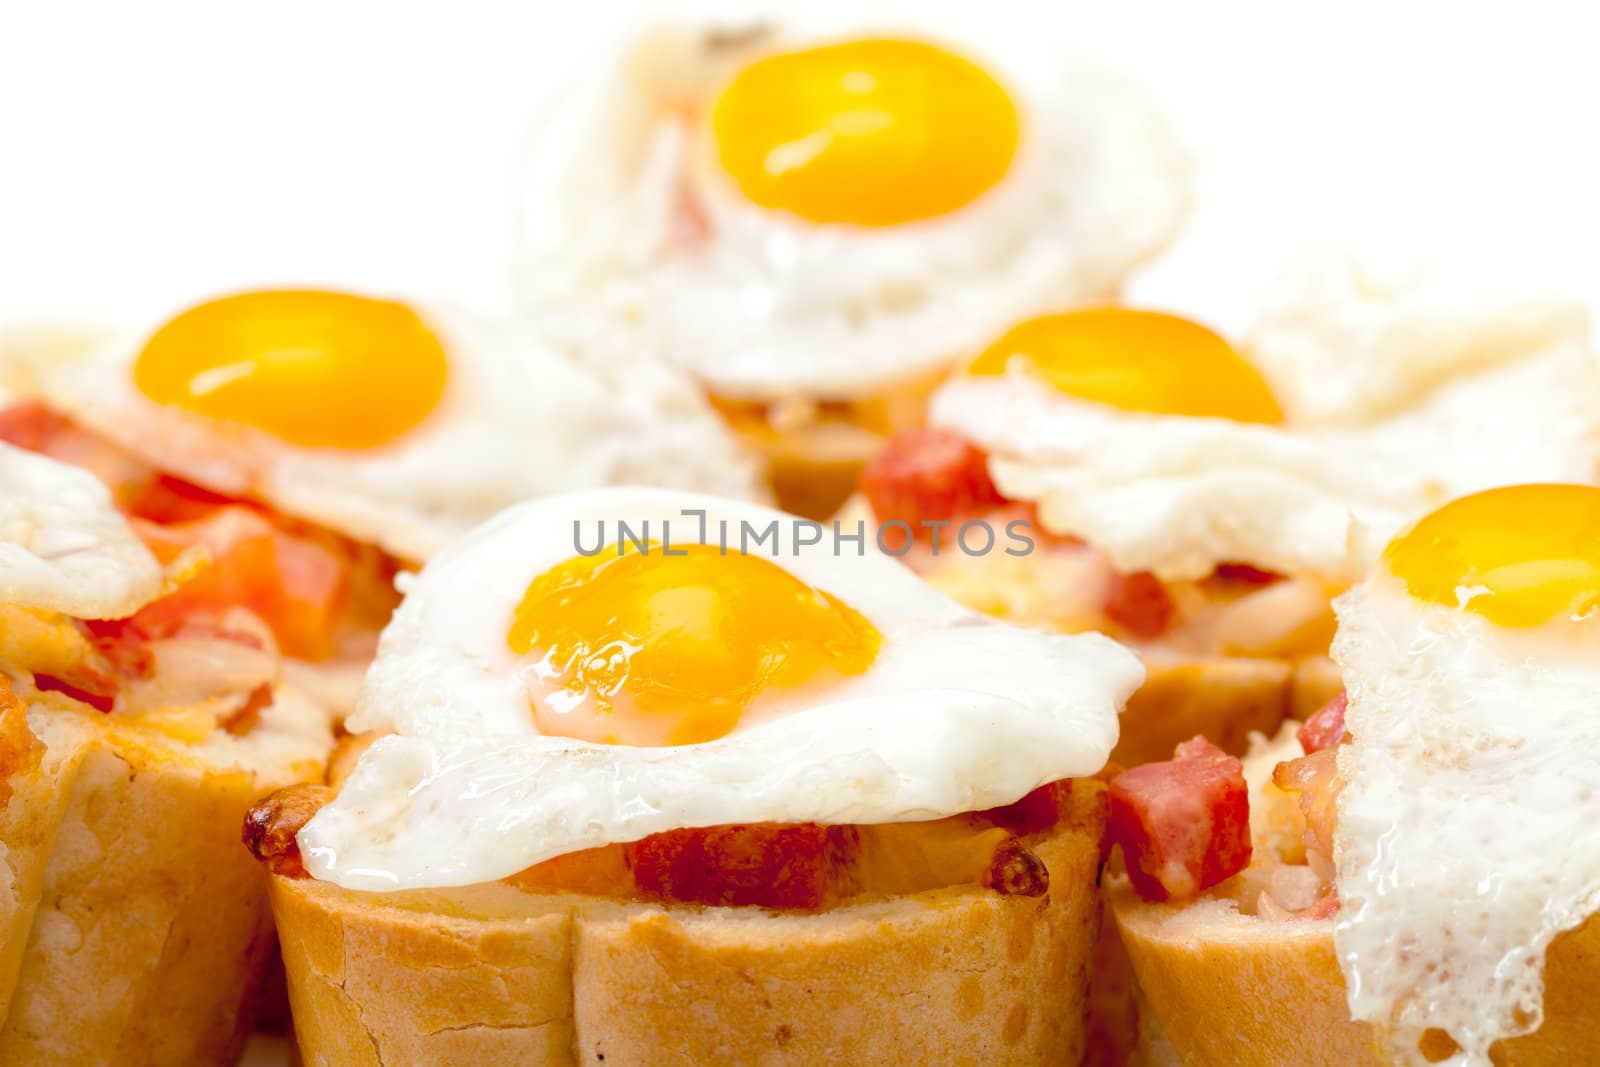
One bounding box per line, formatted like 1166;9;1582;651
1111;881;1600;1066
1114;656;1293;768
0;704;324;1065
750;419;885;522
1287;655;1343;720
1115;652;1342;769
274;784;1108;1067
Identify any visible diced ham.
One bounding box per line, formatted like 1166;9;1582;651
1213;562;1282;585
1109;736;1252;902
1103;570;1176;640
1298;693;1348;754
627;824;857;909
980;779;1075;835
862;429;1006;542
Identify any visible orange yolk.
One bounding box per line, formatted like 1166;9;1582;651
507;545;881;746
132;290;449;450
1384;484;1600;629
710;37;1019;227
969;309;1284;424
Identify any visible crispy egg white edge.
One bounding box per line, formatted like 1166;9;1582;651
0;441;163;619
1249;255;1592;427
1330;577;1600;1062
300;487;1143;891
515;15;1192;401
39;303;768;562
928;271;1600;583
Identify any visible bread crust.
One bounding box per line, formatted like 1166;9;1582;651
1110;653;1341;769
1111;881;1600;1066
0;700;326;1065
1115;657;1289;768
743;418;887;522
273;782;1109;1067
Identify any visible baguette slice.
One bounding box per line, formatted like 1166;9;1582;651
272;781;1108;1067
0;688;328;1065
1114;881;1600;1065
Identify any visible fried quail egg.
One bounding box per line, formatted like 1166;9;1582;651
1331;484;1600;1064
518;14;1190;401
300;488;1143;890
0;441;161;618
930;259;1598;582
35;289;767;562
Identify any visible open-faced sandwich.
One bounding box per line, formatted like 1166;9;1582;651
0;440;331;1063
516;14;1189;518
245;489;1143;1066
864;260;1598;765
1110;483;1600;1065
0;287;765;713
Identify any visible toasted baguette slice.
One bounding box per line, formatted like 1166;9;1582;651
1116;656;1289;768
1111;723;1600;1066
0;688;328;1065
272;783;1107;1067
1114;881;1600;1066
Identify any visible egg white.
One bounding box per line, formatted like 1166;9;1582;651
1250;257;1590;425
517;14;1190;401
930;261;1600;582
0;441;161;619
300;488;1143;891
37;303;768;562
1331;576;1600;1064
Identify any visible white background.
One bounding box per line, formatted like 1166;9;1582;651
3;0;1598;338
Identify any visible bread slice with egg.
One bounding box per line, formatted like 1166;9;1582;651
1112;883;1600;1066
265;779;1108;1067
831;492;1345;769
1108;726;1600;1066
0;684;329;1064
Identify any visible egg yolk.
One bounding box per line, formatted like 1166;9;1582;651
710;37;1019;227
507;544;881;746
132;290;449;450
1384;484;1600;628
968;309;1284;424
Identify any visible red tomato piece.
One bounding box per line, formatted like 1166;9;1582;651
1298;693;1348;754
1103;570;1176;640
130;507;347;659
1109;736;1251;903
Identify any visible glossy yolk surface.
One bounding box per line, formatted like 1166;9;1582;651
710;37;1019;227
508;544;881;746
969;309;1284;424
133;290;449;450
1384;484;1600;628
